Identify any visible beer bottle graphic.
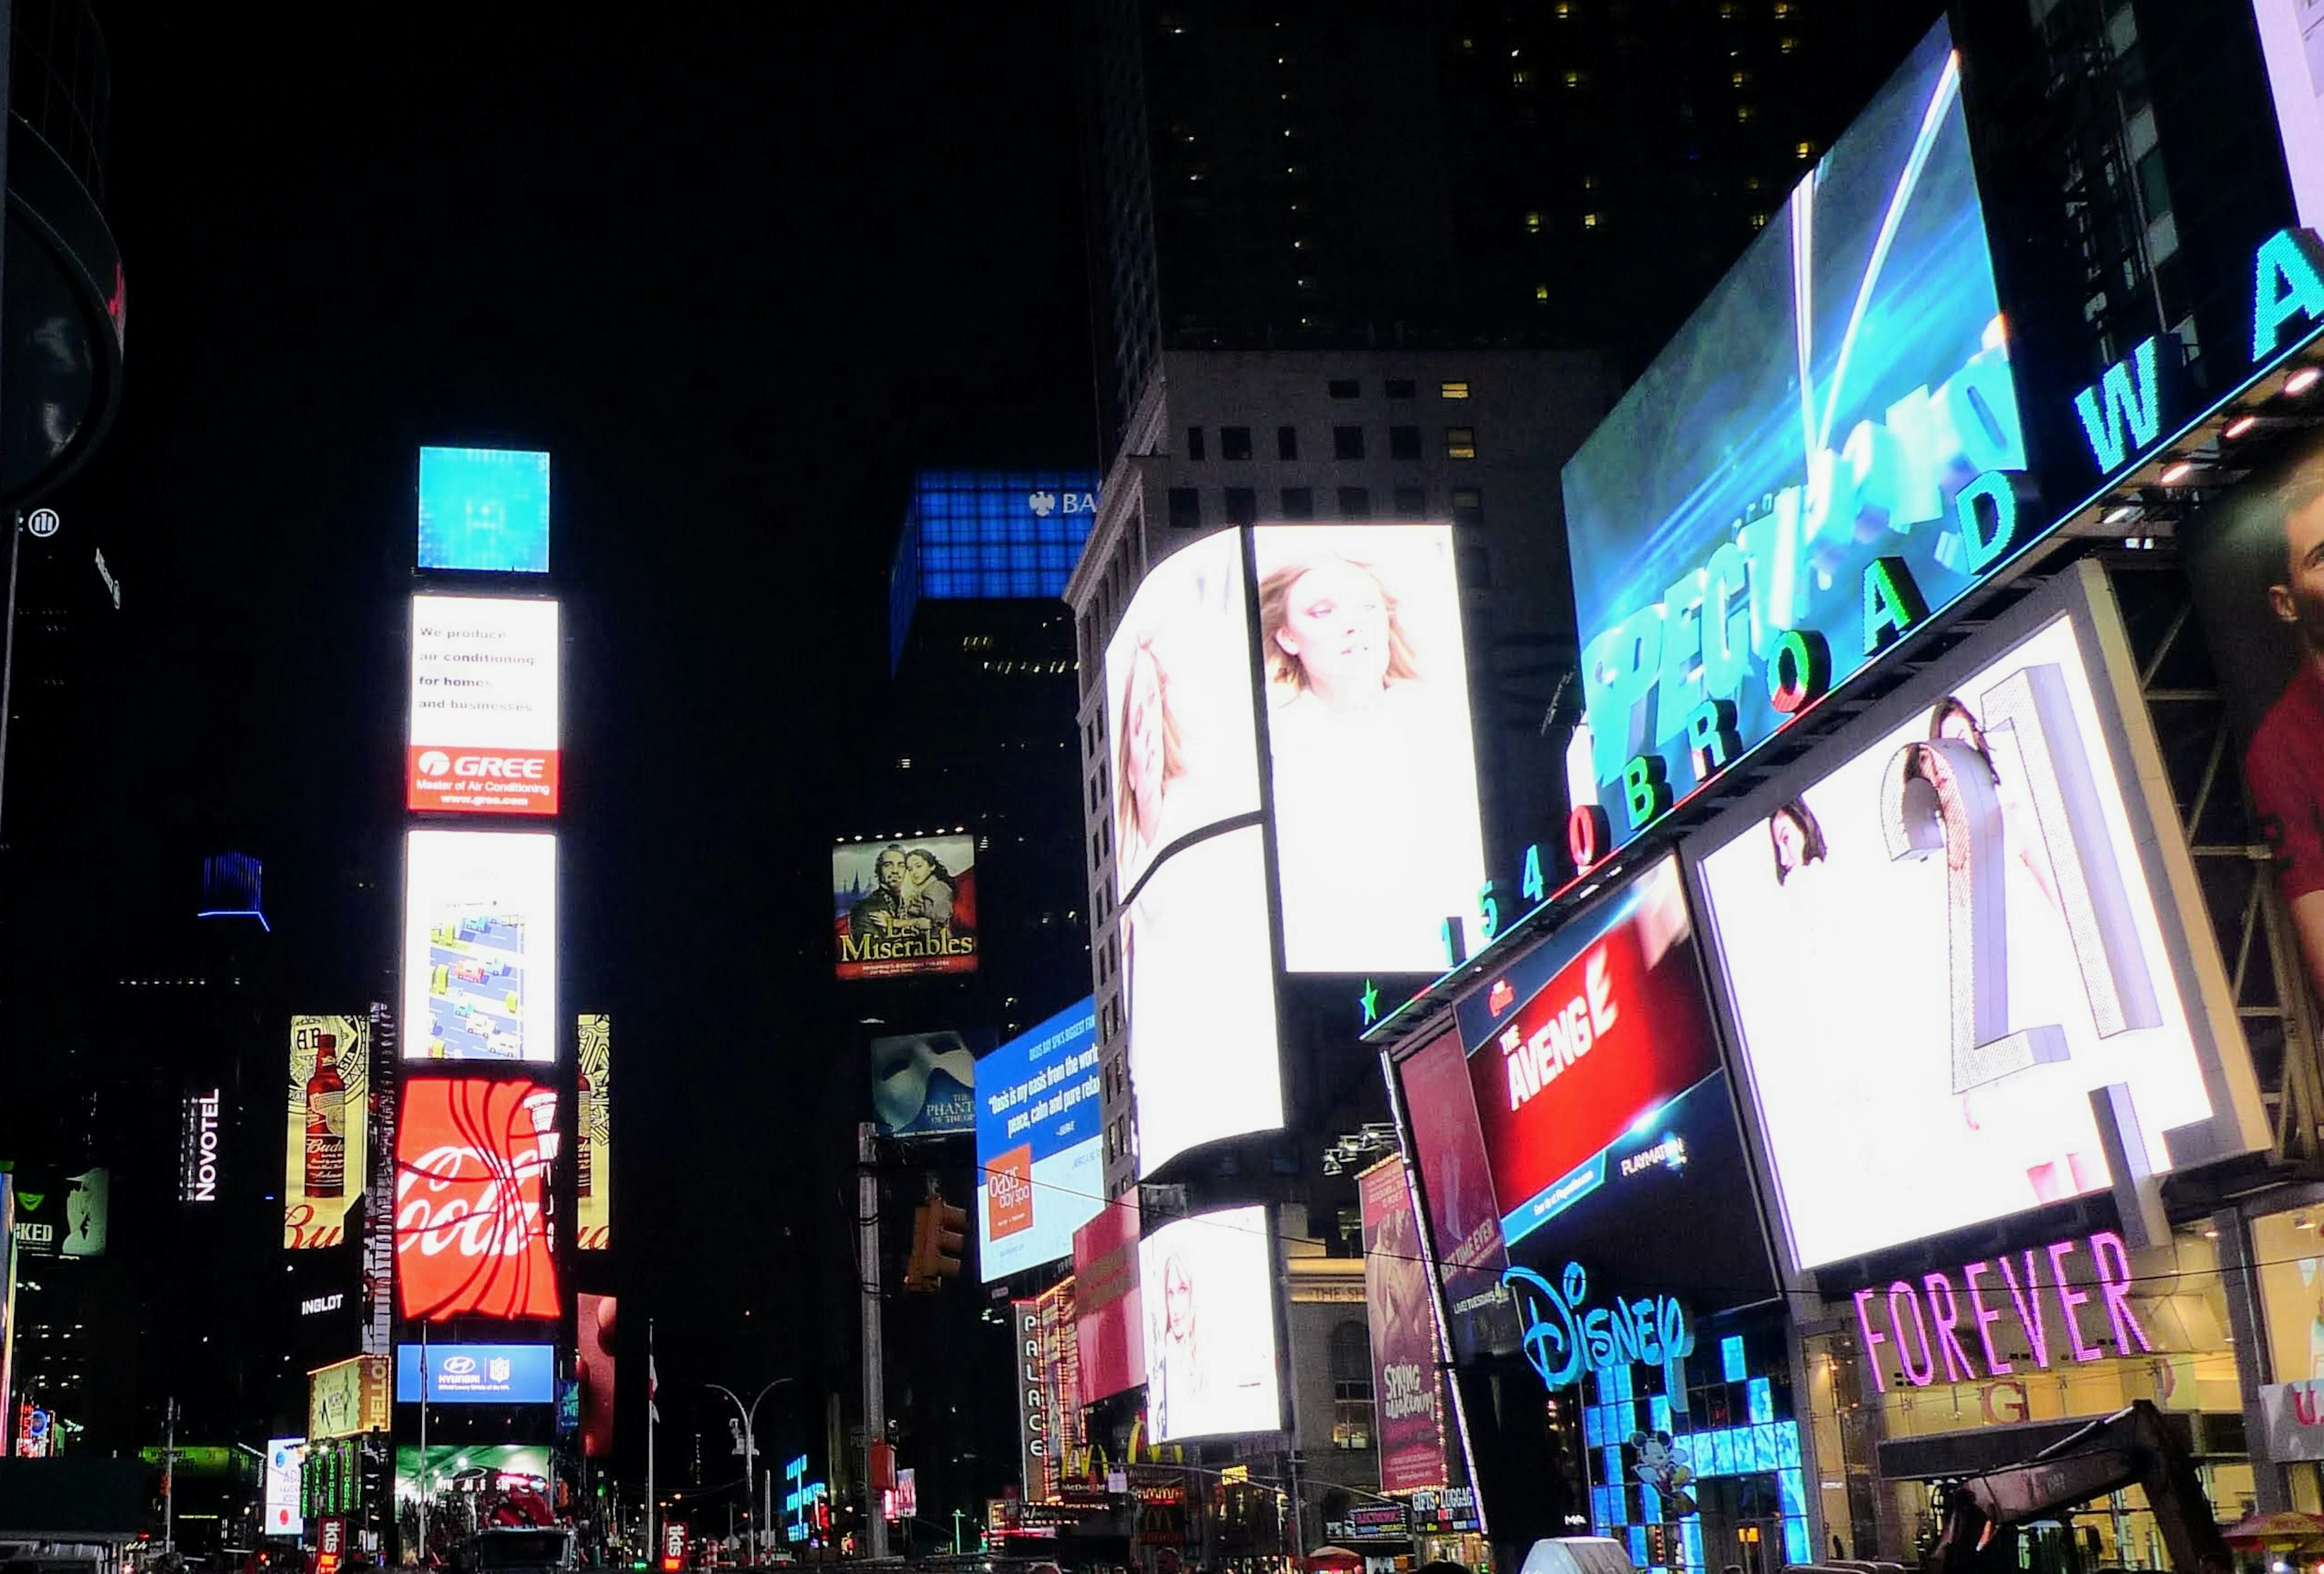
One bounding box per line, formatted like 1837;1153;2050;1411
576;1064;595;1199
305;1032;348;1198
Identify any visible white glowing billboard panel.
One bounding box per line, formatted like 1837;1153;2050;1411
407;595;560;816
1140;1205;1282;1442
402;829;558;1063
1253;524;1485;972
1696;576;2262;1268
1124;825;1282;1177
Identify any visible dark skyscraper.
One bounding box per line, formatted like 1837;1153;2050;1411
1082;0;1946;446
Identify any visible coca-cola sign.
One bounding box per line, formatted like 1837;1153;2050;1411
395;1077;560;1321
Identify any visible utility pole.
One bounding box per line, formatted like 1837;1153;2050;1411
162;1397;176;1555
858;1123;888;1561
417;1323;430;1560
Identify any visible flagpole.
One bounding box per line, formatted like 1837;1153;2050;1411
646;1318;657;1564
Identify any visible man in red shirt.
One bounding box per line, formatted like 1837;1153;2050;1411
2247;453;2324;999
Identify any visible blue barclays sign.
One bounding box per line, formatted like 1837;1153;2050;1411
1504;1260;1695;1403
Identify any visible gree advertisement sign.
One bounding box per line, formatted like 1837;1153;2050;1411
308;1356;390;1440
1564;21;2020;858
395;1343;555;1404
407;595;560;815
286;1015;370;1248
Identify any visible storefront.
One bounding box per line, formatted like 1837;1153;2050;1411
1403;1484;1489;1571
1801;1223;2250;1566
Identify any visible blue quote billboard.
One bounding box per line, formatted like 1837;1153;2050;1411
1562;19;2024;855
976;999;1100;1281
396;1343;555;1404
418;447;553;574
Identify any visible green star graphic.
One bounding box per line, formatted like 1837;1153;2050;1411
1359;980;1380;1026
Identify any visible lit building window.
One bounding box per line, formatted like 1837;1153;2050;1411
1737;102;1756;122
1583;211;1601;228
1796;140;1815;159
1780;35;1797;53
1512;70;1531;86
1535;283;1550;301
1554;1;1572;15
1751;212;1770;229
1440;381;1471;400
1732;70;1750;88
1563;69;1584;88
1524;210;1543;232
1445;427;1478;460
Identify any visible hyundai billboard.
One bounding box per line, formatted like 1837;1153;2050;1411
396;1343;555;1404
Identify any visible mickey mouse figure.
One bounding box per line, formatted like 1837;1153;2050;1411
1626;1429;1699;1516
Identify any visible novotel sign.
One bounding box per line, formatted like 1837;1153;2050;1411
1848;1230;2151;1391
182;1090;222;1203
1572;225;2324;871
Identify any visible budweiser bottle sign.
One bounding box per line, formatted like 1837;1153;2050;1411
394;1078;560;1321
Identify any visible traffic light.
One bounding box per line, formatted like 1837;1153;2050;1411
903;1193;968;1289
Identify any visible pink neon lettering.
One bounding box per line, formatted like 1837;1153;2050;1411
1922;1271;1977;1382
1853;1287;1889;1393
1961;1260;2012;1375
2088;1231;2152;1354
2048;1238;2101;1362
1998;1251;2051;1369
1889;1280;1937;1386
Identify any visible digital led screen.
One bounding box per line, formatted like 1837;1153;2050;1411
870;1029;978;1137
417;447;551;574
1400;859;1773;1335
1253;524;1486;972
393;1078;560;1321
264;1437;304;1538
1696;584;2260;1268
395;1444;551;1506
1073;1195;1144;1406
1124;825;1283;1176
1104;531;1261;902
2254;1;2324;231
1562;21;2023;854
286;1015;370;1248
309;1355;389;1440
577;1294;615;1458
1359;1157;1448;1492
3;1165;107;1259
402;829;557;1062
977;999;1101;1281
407;594;560;815
1140;1205;1282;1442
2182;429;2324;1015
396;1343;555;1404
832;834;980;980
577;1013;610;1250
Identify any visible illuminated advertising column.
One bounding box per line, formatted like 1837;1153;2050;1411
395;447;569;1558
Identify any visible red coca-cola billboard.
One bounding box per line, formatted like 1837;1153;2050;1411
395;1078;560;1321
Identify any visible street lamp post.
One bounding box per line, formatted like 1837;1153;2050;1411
706;1378;792;1564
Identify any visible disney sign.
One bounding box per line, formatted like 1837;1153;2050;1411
1504;1261;1694;1401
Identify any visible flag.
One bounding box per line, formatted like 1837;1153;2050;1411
649;1351;660;1424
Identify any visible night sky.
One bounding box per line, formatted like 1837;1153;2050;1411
50;0;1093;1459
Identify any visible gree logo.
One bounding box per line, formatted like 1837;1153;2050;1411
418;750;453;776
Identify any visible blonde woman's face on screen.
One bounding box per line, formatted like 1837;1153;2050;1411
1277;561;1390;692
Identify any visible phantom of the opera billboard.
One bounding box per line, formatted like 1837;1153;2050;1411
832;834;979;980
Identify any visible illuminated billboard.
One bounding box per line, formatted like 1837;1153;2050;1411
1141;1205;1282;1442
417;446;551;574
577;1013;611;1250
1124;825;1282;1176
396;1343;554;1404
1253;524;1486;972
577;1294;615;1458
1104;530;1262;900
1563;20;2023;856
976;999;1101;1280
1359;1157;1447;1493
309;1355;389;1440
4;1165;106;1259
179;1088;223;1204
1072;1195;1143;1406
2181;430;2324;1013
286;1015;370;1248
870;1030;977;1138
395;1444;551;1506
264;1437;304;1538
403;829;557;1062
2255;1;2324;231
1394;1026;1515;1360
1695;571;2265;1269
393;1077;560;1322
832;834;979;980
407;595;560;815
